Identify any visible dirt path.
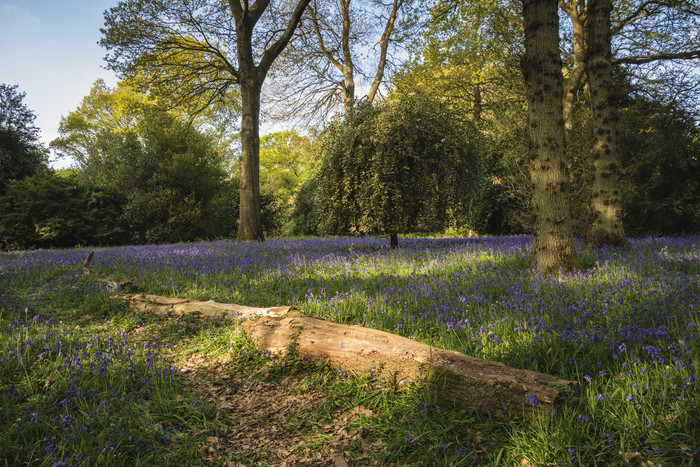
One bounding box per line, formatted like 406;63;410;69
173;356;383;466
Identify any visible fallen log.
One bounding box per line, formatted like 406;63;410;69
121;293;577;416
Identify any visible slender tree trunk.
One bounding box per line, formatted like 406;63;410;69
560;0;586;134
235;13;265;242
340;0;355;117
309;2;354;117
521;0;579;275
367;0;404;104
342;66;355;117
390;232;398;248
585;0;629;248
238;76;265;241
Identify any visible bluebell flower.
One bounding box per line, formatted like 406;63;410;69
525;393;539;407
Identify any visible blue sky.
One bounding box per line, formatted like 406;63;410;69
0;0;119;166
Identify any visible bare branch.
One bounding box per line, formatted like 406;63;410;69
259;0;313;76
367;0;404;102
615;49;700;65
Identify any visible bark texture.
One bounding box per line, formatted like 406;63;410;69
122;293;577;417
585;0;630;249
521;0;579;275
560;0;586;134
238;77;265;241
227;0;312;241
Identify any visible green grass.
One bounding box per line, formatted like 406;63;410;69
1;236;699;465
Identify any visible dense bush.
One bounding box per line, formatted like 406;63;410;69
0;172;126;249
565;94;700;237
0;84;48;193
316;94;480;245
291;177;321;236
617;99;700;235
97;110;237;244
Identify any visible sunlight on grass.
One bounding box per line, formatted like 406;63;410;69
1;235;699;465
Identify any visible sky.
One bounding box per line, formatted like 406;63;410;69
0;0;119;168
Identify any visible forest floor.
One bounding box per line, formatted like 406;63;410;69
2;235;699;466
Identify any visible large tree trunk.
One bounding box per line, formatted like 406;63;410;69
585;0;630;249
238;76;265;241
227;0;311;241
521;0;579;275
121;293;577;417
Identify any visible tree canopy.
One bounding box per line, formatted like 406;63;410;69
317;93;479;247
0;84;47;193
103;109;237;243
267;0;419;124
101;0;313;241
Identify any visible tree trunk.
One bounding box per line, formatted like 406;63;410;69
560;0;586;134
238;77;265;241
366;0;404;105
342;65;355;118
390;232;398;248
521;0;579;275
121;293;577;417
227;0;311;241
234;11;265;242
585;0;629;249
341;0;355;117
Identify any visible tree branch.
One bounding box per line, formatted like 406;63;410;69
615;49;700;65
258;0;313;76
367;0;404;103
310;6;344;72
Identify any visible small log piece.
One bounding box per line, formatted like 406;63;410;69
83;251;94;275
121;293;577;416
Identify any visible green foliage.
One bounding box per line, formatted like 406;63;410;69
48;80;239;245
394;1;529;236
292;177;321;236
50;79;147;180
617;97;700;235
0;84;48;193
0;172;126;250
260;130;317;201
259;130;318;236
566;88;700;237
100;0;243;118
317;95;479;241
317;102;379;236
51;79;238;184
468;142;525;236
104;110;235;244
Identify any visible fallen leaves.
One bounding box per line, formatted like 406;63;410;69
331;453;349;467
